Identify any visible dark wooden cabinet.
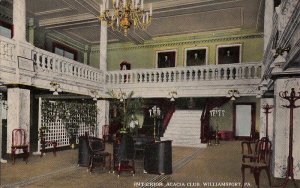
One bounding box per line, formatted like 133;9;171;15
144;140;172;175
78;136;89;167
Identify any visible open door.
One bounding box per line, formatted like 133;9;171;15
233;103;255;139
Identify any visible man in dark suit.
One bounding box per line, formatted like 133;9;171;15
189;53;201;66
159;55;171;68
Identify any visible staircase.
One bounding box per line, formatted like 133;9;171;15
162;110;207;148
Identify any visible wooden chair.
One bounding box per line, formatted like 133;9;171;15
241;137;272;188
102;125;110;142
40;128;57;157
11;129;29;164
241;132;260;162
87;136;111;174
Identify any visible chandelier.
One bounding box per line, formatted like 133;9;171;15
99;0;152;36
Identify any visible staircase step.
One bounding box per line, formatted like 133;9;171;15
172;143;207;148
164;131;200;137
164;110;202;147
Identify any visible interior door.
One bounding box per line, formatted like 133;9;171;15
234;104;254;137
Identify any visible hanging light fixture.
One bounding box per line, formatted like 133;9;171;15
226;89;240;101
99;0;152;36
168;91;178;102
90;90;100;101
50;82;62;95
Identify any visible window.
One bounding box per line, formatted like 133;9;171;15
0;20;13;38
217;44;242;64
53;43;78;61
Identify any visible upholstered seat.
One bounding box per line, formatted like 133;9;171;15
11;129;29;164
87;136;111;174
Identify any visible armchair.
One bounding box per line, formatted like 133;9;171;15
87;136;111;174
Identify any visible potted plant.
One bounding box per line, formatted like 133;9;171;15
107;90;143;135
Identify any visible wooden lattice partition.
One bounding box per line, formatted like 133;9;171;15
39;98;97;149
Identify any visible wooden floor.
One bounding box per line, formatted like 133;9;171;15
0;141;299;188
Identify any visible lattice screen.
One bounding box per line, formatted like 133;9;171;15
41;100;97;148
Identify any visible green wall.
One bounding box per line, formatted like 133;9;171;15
209;97;261;133
90;29;263;70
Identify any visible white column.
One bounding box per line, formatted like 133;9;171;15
33;97;42;155
13;0;27;42
264;0;274;50
84;45;90;65
96;100;110;138
272;78;300;179
28;18;35;45
100;21;108;71
7;88;31;153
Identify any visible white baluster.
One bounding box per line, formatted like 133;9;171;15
163;70;166;82
242;67;246;79
156;71;160;82
111;74;114;84
182;70;186;82
229;67;234;80
236;67;241;79
255;65;260;79
3;43;8;59
217;68;221;80
155;72;158;83
143;72;146;83
248;66;253;79
8;44;13;61
223;68;228;80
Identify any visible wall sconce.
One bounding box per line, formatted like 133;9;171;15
90;90;100;101
108;89;132;102
271;47;290;68
271;47;290;58
50;82;62;95
116;91;127;102
226;89;240;100
168;91;178;102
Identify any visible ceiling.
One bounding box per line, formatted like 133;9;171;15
23;0;264;45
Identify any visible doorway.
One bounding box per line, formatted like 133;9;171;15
233;103;255;139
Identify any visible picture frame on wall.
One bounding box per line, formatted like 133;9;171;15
216;44;242;64
185;47;208;66
156;50;176;68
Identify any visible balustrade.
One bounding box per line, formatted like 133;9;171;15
31;47;104;83
0;37;16;63
106;63;261;85
1;35;262;97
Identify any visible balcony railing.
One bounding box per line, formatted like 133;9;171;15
1;35;262;97
0;36;16;64
31;47;104;83
106;63;261;85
